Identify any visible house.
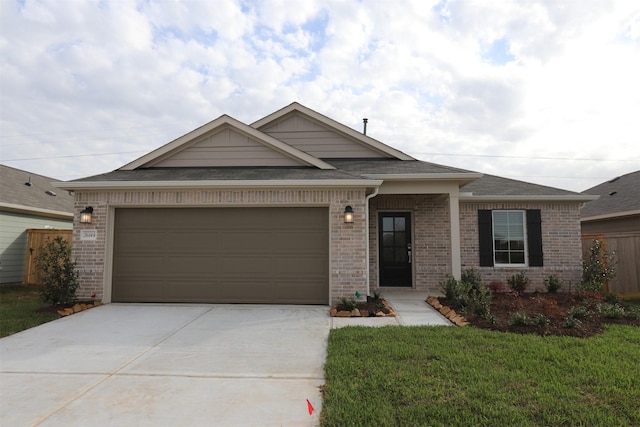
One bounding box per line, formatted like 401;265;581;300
0;165;74;284
54;103;595;304
581;170;640;296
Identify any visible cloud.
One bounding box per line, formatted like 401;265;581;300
0;0;638;191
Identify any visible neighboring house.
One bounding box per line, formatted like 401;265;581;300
55;103;595;304
581;170;640;296
0;165;74;284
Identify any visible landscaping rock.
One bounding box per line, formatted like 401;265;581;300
72;304;82;313
375;311;385;317
330;308;337;317
351;308;361;317
93;301;103;307
336;310;352;317
360;310;369;317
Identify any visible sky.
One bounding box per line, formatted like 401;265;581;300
1;0;639;192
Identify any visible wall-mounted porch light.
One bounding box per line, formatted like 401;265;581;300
80;207;94;224
344;205;354;223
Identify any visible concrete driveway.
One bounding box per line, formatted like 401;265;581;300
0;304;330;426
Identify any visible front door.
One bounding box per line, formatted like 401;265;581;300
379;212;412;287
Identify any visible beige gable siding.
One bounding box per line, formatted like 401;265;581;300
149;127;304;168
260;113;389;159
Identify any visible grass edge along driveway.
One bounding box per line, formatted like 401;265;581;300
0;285;59;338
321;325;640;427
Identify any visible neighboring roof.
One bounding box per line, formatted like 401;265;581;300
0;165;74;218
580;170;640;220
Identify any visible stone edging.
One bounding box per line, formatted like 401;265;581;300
426;296;470;327
329;299;396;318
57;301;103;316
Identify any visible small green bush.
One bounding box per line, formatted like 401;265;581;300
579;239;616;293
544;274;563;293
509;312;532;327
337;297;357;311
562;316;582;328
36;236;79;306
439;269;492;318
534;313;550;327
567;305;590;319
597;303;626;319
507;271;530;294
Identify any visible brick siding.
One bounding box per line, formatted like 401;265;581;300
460;201;583;290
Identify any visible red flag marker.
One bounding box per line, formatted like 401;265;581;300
91;293;96;298
306;399;314;415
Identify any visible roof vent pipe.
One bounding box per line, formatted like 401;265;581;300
363;118;368;135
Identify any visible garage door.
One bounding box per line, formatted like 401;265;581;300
112;207;329;304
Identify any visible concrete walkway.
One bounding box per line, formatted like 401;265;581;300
331;291;453;328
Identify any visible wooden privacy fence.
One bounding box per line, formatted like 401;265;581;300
23;229;72;286
582;233;640;297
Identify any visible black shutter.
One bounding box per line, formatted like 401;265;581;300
478;210;494;267
526;209;543;267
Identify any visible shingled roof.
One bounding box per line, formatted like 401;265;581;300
0;165;74;217
580;170;640;219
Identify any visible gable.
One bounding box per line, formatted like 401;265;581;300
147;126;305;168
120;114;335;171
259;112;389;159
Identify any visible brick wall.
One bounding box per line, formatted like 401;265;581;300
369;194;451;294
460;201;583;290
72;188;368;303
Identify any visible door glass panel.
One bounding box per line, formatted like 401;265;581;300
394;232;406;246
395;248;407;263
383;248;394;263
383;217;394;232
394;217;405;231
383;232;394;246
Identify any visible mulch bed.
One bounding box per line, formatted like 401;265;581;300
439;292;640;338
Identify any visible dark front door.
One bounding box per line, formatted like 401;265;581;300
379;212;412;287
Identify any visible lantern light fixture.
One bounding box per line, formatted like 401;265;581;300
344;205;354;223
80;206;94;224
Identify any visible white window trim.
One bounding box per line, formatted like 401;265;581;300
492;210;528;268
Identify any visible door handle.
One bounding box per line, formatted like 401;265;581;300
407;243;412;264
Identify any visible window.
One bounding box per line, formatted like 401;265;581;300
492;211;526;265
478;209;543;267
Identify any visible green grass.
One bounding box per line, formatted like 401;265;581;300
321;325;640;426
0;285;59;337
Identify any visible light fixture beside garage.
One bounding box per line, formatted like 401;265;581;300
79;206;94;224
344;205;354;223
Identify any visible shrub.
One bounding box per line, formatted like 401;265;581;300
579;239;616;293
544;275;563;293
337;297;357;311
563;316;582;328
603;293;619;304
567;305;591;319
534;313;550;327
36;236;79;306
507;271;530;294
509;312;532;327
597;303;625;319
439;269;492;318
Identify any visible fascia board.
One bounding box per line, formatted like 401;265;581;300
363;173;482;182
251;102;416;161
0;202;73;219
581;209;640;222
120;114;335;171
53;179;383;191
459;195;599;203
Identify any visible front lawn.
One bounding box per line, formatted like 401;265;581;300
321;325;640;426
0;285;59;337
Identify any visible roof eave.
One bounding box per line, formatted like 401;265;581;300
581;209;640;222
364;173;482;185
459;195;598;202
54;179;383;191
0;202;73;219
